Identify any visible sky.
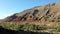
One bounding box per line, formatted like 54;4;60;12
0;0;60;19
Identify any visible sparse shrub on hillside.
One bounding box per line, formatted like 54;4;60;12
29;24;36;30
56;26;60;32
29;24;43;30
1;23;10;29
40;25;48;30
22;23;29;30
0;22;48;30
18;23;24;30
1;22;60;34
13;23;20;30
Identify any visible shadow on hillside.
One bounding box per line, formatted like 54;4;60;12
0;26;50;34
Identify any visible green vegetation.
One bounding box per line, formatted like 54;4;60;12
0;22;60;34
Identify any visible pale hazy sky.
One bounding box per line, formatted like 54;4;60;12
0;0;60;19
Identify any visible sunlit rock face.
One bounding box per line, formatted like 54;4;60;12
3;2;60;22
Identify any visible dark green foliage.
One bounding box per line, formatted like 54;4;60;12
0;26;50;34
1;22;60;34
29;24;42;30
1;23;47;30
0;23;47;31
19;24;24;30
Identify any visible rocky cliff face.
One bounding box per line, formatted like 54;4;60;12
3;2;60;22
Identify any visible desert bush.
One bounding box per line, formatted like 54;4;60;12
1;23;10;29
56;26;60;32
23;23;29;31
1;22;60;34
0;23;22;30
0;23;48;30
29;24;36;30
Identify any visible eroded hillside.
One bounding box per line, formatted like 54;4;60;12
3;2;60;22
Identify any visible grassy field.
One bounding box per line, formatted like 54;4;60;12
0;22;60;34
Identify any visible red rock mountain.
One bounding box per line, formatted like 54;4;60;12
3;2;60;22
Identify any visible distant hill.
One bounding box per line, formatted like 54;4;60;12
2;2;60;22
0;19;2;22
